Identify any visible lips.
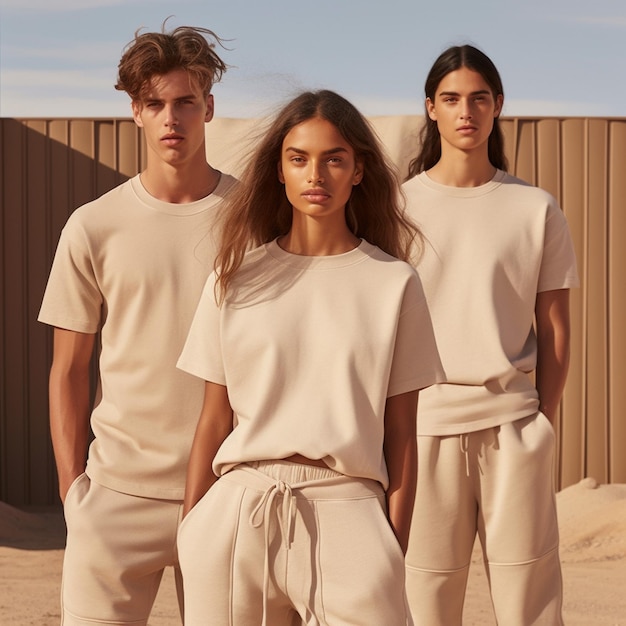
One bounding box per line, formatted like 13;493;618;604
161;133;184;144
302;189;330;203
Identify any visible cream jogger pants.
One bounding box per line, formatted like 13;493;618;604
178;460;412;626
405;412;564;626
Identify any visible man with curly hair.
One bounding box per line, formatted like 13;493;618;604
38;24;237;625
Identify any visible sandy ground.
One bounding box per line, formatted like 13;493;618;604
1;477;624;625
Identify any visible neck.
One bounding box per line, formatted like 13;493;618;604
428;146;496;188
140;162;220;203
278;213;360;256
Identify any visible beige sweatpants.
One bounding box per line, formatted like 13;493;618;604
177;460;412;626
405;412;564;626
61;473;184;625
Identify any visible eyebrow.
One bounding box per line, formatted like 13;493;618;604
143;93;198;103
438;89;491;97
284;146;349;155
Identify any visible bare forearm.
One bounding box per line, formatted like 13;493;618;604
183;382;233;517
535;290;571;425
49;329;95;502
385;446;417;554
183;422;223;517
384;390;418;554
536;341;570;423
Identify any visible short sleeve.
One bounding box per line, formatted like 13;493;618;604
38;217;102;333
387;271;446;397
537;202;579;292
177;272;226;384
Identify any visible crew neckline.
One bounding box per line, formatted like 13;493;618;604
417;169;506;198
129;172;226;216
265;238;374;269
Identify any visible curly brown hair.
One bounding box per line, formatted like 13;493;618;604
215;90;422;303
115;22;228;101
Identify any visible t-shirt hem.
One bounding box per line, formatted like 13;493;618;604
87;469;185;501
417;404;540;436
537;276;580;292
176;359;225;385
387;373;445;398
37;313;98;334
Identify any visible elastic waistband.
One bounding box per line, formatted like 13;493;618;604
222;462;384;500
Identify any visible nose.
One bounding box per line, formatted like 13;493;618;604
460;99;472;120
164;104;178;128
307;163;323;184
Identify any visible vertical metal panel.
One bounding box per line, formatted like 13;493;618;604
511;120;537;184
558;119;587;488
1;115;625;506
608;121;626;483
2;119;29;504
24;120;56;504
585;119;610;483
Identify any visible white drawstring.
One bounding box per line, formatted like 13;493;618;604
459;433;470;477
249;479;296;626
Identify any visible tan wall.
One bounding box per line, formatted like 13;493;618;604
1;116;624;506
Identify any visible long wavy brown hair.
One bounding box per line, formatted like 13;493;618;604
215;89;421;303
407;44;508;180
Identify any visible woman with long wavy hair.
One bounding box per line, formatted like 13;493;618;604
176;89;443;625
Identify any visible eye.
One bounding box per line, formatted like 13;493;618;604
290;156;305;164
327;157;342;164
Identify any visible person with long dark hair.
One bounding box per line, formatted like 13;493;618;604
176;89;444;625
403;45;578;625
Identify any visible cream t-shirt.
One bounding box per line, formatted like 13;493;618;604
38;173;237;499
403;170;579;435
177;239;445;490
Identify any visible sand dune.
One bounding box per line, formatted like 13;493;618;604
1;478;624;625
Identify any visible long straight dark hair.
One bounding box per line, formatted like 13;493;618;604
407;45;508;179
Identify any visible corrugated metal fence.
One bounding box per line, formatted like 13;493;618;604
1;116;624;506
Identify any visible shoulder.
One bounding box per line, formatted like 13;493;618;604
214;172;240;198
401;172;428;195
496;172;559;207
60;179;133;239
67;178;133;223
361;242;420;283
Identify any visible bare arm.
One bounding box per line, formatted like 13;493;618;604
49;328;96;502
383;389;419;554
535;289;571;425
183;381;234;517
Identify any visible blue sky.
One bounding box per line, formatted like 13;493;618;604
0;0;624;119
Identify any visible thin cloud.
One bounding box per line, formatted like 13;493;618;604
4;42;121;64
569;16;626;27
503;99;614;117
2;68;116;90
0;0;150;11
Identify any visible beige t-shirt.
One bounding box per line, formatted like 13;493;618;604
38;173;237;499
177;239;445;489
403;170;579;435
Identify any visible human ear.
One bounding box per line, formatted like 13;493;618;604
426;97;437;121
494;93;504;118
353;162;363;185
277;161;285;184
205;94;215;123
131;101;144;127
